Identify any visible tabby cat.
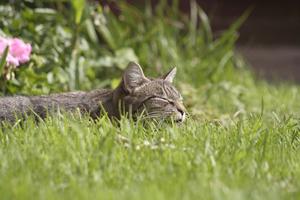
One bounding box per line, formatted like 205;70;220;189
0;62;186;123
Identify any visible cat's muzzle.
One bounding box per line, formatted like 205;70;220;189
174;110;186;123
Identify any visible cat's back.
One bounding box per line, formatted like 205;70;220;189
0;88;113;122
0;95;32;110
0;95;32;122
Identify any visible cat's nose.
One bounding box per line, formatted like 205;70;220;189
175;109;186;123
175;102;186;123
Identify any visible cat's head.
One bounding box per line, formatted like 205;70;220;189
116;62;186;123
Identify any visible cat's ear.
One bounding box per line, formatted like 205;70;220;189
123;62;149;93
162;67;177;83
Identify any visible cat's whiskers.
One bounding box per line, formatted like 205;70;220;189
144;111;173;119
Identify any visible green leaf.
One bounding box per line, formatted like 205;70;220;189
198;6;212;45
72;0;85;24
94;11;116;50
84;19;98;43
111;78;121;89
114;48;138;69
0;45;9;74
34;8;57;15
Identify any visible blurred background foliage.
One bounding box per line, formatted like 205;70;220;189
0;0;256;115
0;0;250;90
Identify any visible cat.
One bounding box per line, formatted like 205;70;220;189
0;62;186;123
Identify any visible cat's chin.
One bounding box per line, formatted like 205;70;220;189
135;116;185;125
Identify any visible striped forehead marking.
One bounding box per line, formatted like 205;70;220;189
136;80;182;100
163;82;181;99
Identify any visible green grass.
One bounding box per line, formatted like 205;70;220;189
0;84;299;200
0;1;300;199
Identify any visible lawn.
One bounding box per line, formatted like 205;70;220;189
0;1;299;200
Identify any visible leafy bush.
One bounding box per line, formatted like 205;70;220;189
0;0;249;95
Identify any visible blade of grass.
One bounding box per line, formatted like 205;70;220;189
71;0;86;25
212;8;253;49
0;46;9;75
198;6;212;45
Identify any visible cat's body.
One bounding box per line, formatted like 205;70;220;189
0;89;115;122
0;62;186;123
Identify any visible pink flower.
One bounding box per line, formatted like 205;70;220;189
10;38;32;64
7;54;19;66
0;37;32;67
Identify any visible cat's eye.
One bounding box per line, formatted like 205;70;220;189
169;101;175;106
153;96;176;106
153;97;169;103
